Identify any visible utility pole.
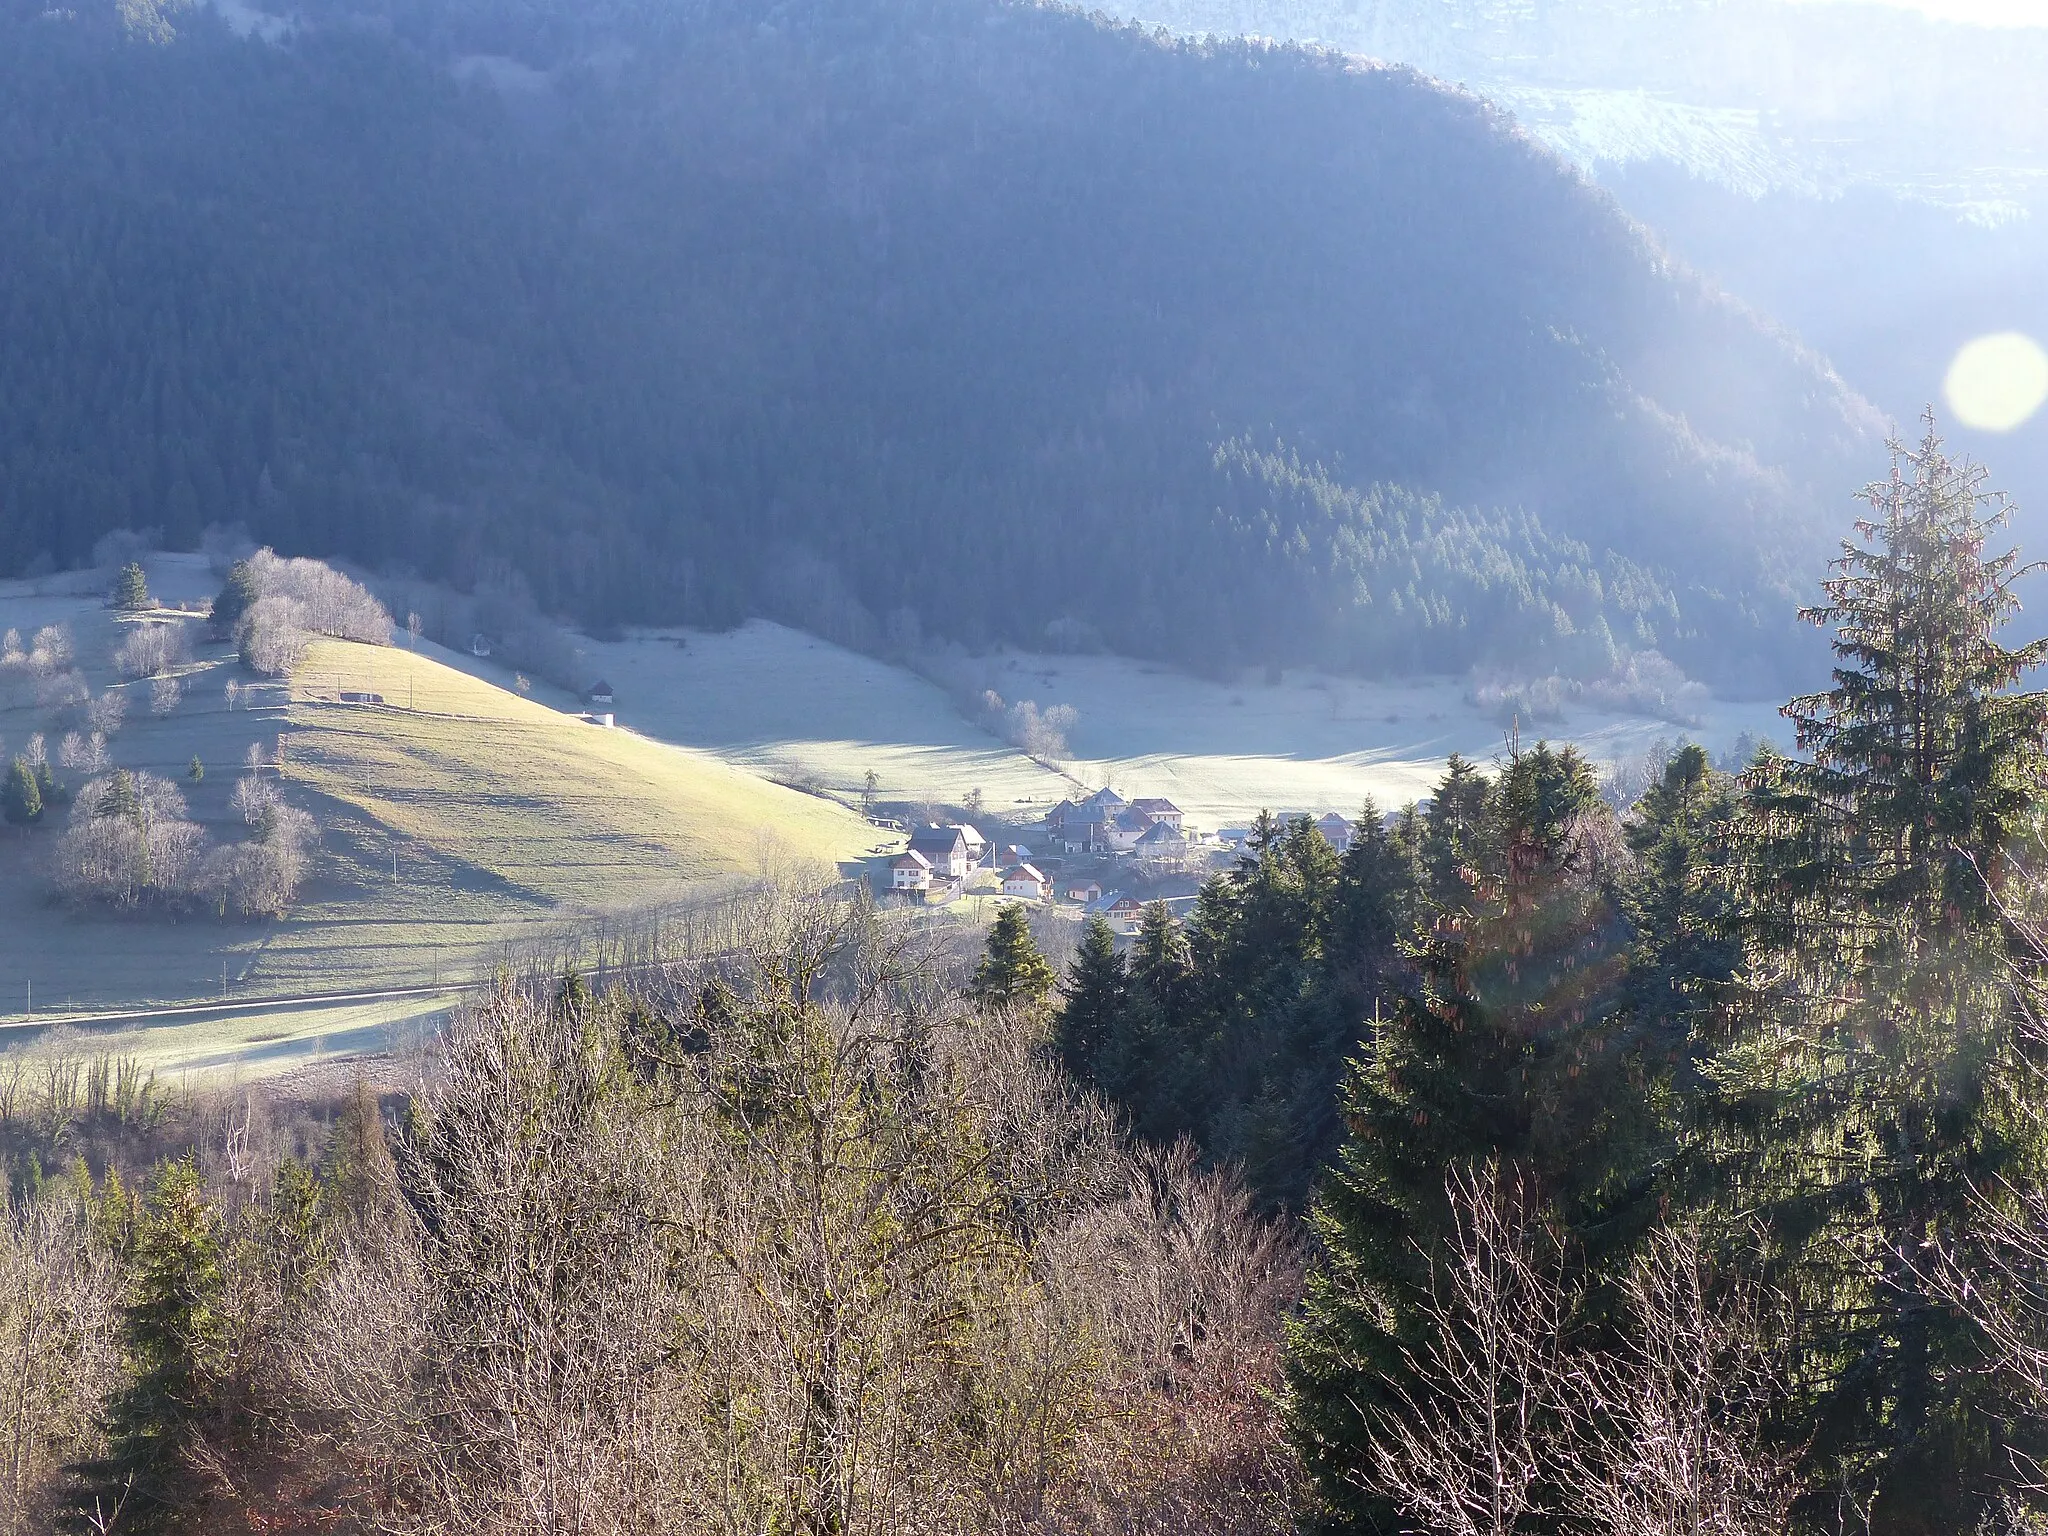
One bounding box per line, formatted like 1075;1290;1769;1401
222;960;228;1000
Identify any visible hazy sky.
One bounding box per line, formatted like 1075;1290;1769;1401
1794;0;2047;24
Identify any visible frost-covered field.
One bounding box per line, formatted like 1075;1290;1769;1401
0;566;875;1023
579;622;1792;831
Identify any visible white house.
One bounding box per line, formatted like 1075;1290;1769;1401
1064;878;1103;904
889;850;933;891
1001;864;1051;900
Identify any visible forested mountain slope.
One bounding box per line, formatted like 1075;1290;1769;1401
0;0;1878;686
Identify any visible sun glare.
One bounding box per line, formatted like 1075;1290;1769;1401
1943;333;2048;433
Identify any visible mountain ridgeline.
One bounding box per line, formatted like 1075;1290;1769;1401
0;0;1877;686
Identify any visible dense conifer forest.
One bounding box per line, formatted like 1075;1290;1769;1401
0;0;1877;685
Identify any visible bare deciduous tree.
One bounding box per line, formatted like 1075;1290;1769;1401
238;594;311;677
114;622;190;680
230;774;281;827
29;624;73;675
202;804;315;916
54;771;206;906
244;549;392;643
274;893;1301;1536
85;690;127;738
0;1199;124;1536
35;668;88;711
56;730;106;776
1365;1171;1797;1536
1556;1225;1799;1536
1368;1164;1568;1536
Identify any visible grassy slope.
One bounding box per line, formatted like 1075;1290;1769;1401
0;580;881;1020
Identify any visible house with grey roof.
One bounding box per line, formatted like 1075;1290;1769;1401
906;824;973;879
1130;797;1183;830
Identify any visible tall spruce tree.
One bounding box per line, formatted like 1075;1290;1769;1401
1093;899;1196;1144
1055;914;1126;1081
1711;421;2048;1528
1328;798;1419;1008
1618;743;1743;1053
967;903;1057;1017
1285;741;1634;1529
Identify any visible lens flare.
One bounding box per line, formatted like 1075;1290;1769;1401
1943;332;2048;433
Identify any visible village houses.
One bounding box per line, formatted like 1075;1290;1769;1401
1043;788;1186;855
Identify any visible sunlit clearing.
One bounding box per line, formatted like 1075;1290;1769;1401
1943;333;2048;433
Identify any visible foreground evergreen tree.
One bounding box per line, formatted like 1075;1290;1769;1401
1714;420;2048;1529
1285;741;1639;1529
1618;743;1741;1039
65;1159;227;1534
1327;798;1419;1009
1099;898;1200;1145
967;902;1057;1016
1055;914;1126;1080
